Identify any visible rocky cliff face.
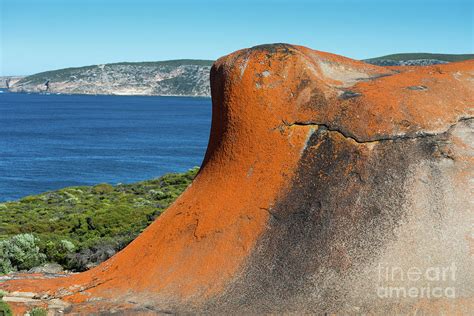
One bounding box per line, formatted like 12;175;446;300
9;60;213;96
0;76;23;89
2;44;473;314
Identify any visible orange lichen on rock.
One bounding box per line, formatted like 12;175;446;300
1;44;473;314
1;44;316;312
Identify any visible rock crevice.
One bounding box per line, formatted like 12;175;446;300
280;116;474;144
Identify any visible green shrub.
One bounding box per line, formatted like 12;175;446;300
0;292;12;316
40;238;75;266
0;234;46;272
0;246;13;274
29;307;48;316
93;183;114;194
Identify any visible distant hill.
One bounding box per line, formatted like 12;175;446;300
10;60;214;97
364;53;474;66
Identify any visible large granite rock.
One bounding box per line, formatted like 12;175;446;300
28;263;64;274
1;44;472;314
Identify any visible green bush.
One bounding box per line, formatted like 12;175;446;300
40;239;75;267
93;183;114;194
0;234;46;273
0;301;13;316
0;246;13;274
29;307;48;316
0;291;12;316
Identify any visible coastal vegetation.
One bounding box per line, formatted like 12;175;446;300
0;168;198;273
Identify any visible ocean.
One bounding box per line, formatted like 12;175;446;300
0;90;211;202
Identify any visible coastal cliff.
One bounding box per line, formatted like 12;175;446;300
0;76;23;89
2;44;473;314
9;60;213;97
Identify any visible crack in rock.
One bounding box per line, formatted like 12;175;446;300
279;117;474;144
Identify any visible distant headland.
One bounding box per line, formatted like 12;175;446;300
2;60;213;97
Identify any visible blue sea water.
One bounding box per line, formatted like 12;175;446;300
0;90;211;202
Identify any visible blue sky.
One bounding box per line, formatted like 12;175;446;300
1;0;472;75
